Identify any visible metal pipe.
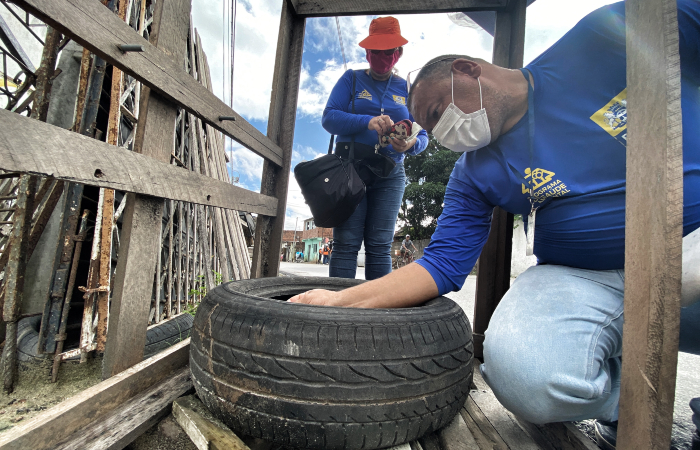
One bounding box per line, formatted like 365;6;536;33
51;210;89;383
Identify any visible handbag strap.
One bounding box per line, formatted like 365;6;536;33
328;70;357;159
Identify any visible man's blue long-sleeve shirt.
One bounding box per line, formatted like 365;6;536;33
417;0;700;295
322;69;428;164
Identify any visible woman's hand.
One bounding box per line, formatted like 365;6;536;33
390;137;416;153
289;289;345;306
368;115;394;136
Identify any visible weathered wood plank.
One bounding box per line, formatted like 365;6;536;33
461;398;510;450
172;395;251;450
102;0;190;379
617;0;684;449
437;413;479;450
252;1;305;278
0;339;189;449
13;0;283;167
472;362;598;450
53;367;192;450
0;108;277;216
290;0;507;17
470;363;540;450
472;0;525;358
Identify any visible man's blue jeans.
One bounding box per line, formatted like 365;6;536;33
481;264;700;427
329;163;405;280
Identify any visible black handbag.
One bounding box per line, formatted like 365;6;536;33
293;71;366;228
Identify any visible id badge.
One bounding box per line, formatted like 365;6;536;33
526;209;536;256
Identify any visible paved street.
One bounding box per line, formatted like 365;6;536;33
278;261;699;449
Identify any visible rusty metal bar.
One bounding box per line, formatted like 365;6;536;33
51;209;89;382
71;48;92;133
0;174;36;393
29;26;61;121
94;0;127;354
79;189;104;361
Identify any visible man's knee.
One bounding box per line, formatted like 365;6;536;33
482;333;564;424
482;328;616;424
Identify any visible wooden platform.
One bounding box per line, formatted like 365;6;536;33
429;361;599;450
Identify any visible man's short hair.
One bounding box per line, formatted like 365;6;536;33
407;54;485;113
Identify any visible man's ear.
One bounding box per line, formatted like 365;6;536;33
452;59;481;79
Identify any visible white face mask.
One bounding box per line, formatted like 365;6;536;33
431;72;491;152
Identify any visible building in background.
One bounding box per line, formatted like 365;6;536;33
281;229;303;261
300;218;332;263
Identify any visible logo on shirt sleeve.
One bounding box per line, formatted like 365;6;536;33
393;95;406;105
590;88;627;146
357;89;373;101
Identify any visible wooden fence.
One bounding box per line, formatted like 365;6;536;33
0;0;686;449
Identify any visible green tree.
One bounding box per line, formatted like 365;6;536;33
399;136;461;239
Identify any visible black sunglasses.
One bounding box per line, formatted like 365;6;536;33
369;48;399;56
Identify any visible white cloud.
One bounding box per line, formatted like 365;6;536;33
284;172;311;229
226;140;264;191
192;0;281;122
523;0;617;63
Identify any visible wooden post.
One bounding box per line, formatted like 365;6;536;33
251;0;305;278
617;0;683;448
103;0;191;378
472;0;525;359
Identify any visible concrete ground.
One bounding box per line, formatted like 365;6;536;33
278;262;699;449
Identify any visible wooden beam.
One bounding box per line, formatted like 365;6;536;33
251;1;305;278
0;108;277;216
617;0;683;448
53;368;192;450
0;339;190;450
13;0;283;167
472;0;525;359
290;0;507;17
102;0;191;379
172;395;251;450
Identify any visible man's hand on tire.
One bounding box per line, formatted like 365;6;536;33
289;289;344;306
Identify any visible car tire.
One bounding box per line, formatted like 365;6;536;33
17;312;194;362
190;276;474;450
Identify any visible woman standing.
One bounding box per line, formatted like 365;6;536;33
322;17;428;280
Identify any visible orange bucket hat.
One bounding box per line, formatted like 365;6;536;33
358;17;408;50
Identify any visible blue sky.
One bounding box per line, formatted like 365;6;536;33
190;0;618;230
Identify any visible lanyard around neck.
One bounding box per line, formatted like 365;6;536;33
368;72;394;114
508;68;543;210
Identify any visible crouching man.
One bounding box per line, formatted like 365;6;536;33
291;2;700;448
